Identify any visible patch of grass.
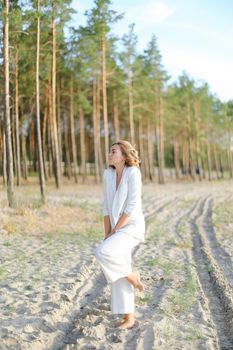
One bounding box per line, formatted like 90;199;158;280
163;267;198;316
177;198;195;209
146;218;168;242
62;200;77;207
185;325;203;341
146;258;159;267
138;294;151;304
13;196;44;210
163;322;175;338
213;201;233;226
3;222;18;235
0;267;8;281
3;241;11;247
162;260;182;277
79;200;99;212
175;240;192;249
6;303;17;313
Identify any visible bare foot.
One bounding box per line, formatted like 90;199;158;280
115;318;126;327
126;271;145;291
118;319;135;329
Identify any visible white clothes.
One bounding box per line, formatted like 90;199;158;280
102;166;145;241
111;278;134;314
95;165;145;314
95;231;140;314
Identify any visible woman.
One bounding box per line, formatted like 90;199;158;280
95;140;145;329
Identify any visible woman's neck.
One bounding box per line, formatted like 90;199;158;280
115;164;125;176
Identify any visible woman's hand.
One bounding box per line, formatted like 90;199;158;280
104;227;117;240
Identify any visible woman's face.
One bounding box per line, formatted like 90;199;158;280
108;144;125;167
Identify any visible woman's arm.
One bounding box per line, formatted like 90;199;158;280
108;212;130;236
104;215;111;238
104;212;130;239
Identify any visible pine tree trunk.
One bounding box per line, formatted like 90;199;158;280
21;119;28;180
0;124;2;176
29;118;34;172
157;96;165;184
194;101;203;181
219;149;224;178
200;141;206;179
3;0;14;206
93;78;100;183
112;90;120;141
36;0;46;202
101;36;109;166
97;75;103;177
11;101;17;176
42;109;48;180
147;119;154;181
3;131;7;186
52;0;61;187
213;144;220;180
227;146;233;178
69;79;78;183
79;106;86;182
15;48;21;186
174;140;180;179
128;67;135;144
64;114;71;179
186;100;195;180
207;142;212;181
57;79;62;175
48;89;54;178
144;134;150;180
138;118;145;180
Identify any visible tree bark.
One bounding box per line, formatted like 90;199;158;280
227;146;233;178
213;144;220;180
157;96;165;184
3;130;7;186
128;66;135;144
138;117;145;180
194;100;203;181
219;149;224;178
11;100;17;177
3;0;14;206
79;106;86;182
93;77;100;183
147;119;154;181
186;99;196;180
57;78;62;175
101;36;109;166
97;75;103;178
112;90;120;141
15;48;21;186
174;140;180;179
36;0;46;202
42;108;48;180
207;142;212;181
69;78;78;183
51;0;61;187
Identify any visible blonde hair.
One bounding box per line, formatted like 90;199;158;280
110;140;141;168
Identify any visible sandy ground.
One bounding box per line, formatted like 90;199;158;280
1;179;233;350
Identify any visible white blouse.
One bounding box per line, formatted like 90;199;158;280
102;166;145;241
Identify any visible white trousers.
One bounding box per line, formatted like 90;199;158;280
95;231;140;314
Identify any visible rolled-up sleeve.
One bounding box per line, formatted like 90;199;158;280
123;167;141;216
102;170;109;216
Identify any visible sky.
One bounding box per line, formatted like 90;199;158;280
70;0;233;102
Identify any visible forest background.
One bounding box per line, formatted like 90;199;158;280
1;0;233;207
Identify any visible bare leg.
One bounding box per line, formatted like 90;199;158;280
118;313;135;329
126;271;144;292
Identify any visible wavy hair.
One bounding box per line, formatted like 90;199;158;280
110;140;141;168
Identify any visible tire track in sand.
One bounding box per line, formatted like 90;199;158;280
191;197;233;350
